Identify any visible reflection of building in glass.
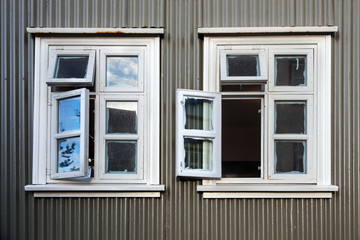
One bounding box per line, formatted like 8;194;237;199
107;108;137;134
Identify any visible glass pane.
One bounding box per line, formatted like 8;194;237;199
222;99;261;178
57;137;81;173
184;98;213;130
184;138;213;170
275;141;306;174
106;101;137;134
58;96;81;133
106;56;138;87
54;56;89;78
106;141;137;173
275;101;306;134
227;55;260;77
275;55;307;86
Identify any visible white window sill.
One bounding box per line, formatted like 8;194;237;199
25;184;165;198
197;185;338;199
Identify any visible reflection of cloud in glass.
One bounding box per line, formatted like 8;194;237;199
106;57;138;87
58;97;81;133
58;137;81;173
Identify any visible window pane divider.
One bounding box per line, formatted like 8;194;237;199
273;135;309;140
55;130;81;139
104;135;139;140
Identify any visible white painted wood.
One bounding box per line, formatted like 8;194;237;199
268;48;314;92
46;48;95;86
202;192;333;199
32;37;160;187
268;94;315;182
27;27;165;34
202;35;334;188
50;88;89;179
220;48;267;82
198;26;338;34
25;184;165;191
99;46;145;92
34;192;161;198
98;94;144;181
197;184;338;192
176;89;222;178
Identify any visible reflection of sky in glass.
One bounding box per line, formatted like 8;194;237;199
106;57;138;87
58;96;81;133
57;137;81;173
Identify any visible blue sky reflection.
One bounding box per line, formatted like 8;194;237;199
106;57;138;87
58;96;81;133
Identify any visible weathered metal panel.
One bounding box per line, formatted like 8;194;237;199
1;0;360;240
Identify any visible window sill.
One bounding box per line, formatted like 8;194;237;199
197;185;338;199
25;184;165;198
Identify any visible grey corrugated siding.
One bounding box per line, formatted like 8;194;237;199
1;0;359;239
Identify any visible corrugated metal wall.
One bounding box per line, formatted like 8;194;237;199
1;0;359;239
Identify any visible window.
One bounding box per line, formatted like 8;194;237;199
177;33;337;196
28;35;162;192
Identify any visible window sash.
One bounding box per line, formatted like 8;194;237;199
176;89;221;178
220;49;267;82
99;47;145;93
47;48;95;86
269;48;314;92
268;94;316;182
97;94;145;181
50;88;89;179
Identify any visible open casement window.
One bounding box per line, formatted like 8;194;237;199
50;88;89;179
196;33;337;192
27;35;163;194
47;47;95;86
220;49;267;82
176;89;221;178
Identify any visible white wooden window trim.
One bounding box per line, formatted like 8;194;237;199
97;94;145;182
268;94;316;182
220;49;267;82
176;89;222;178
201;35;335;194
28;37;162;192
99;47;145;92
50;88;89;179
47;48;95;86
269;47;314;92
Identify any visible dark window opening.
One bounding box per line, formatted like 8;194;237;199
222;99;261;178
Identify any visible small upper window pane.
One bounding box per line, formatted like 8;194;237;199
184;98;213;130
58;96;81;133
106;56;138;87
227;55;260;77
54;56;89;78
106;101;138;134
275;101;306;134
275;55;307;86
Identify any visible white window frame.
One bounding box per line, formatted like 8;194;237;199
99;47;145;92
220;48;267;82
27;35;162;194
50;88;89;179
47;47;96;86
176;89;222;178
268;94;315;182
97;94;145;182
198;34;336;195
269;47;314;92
